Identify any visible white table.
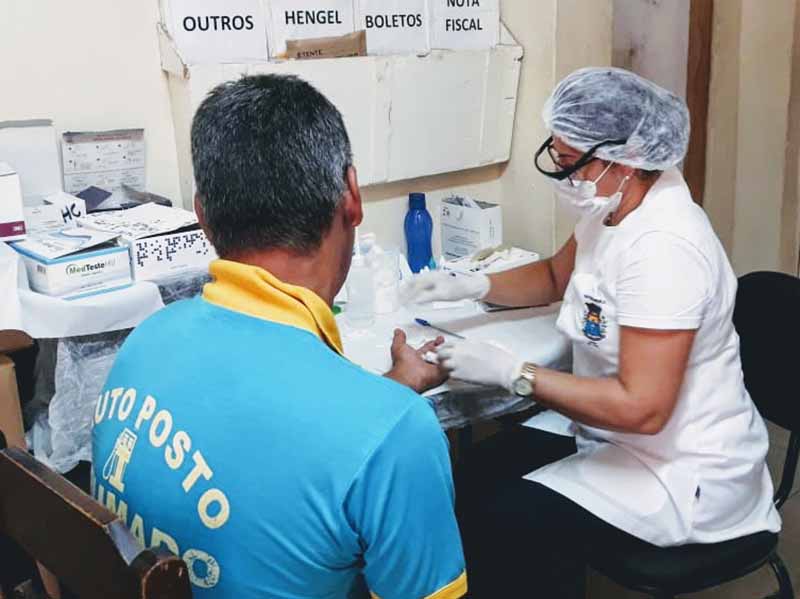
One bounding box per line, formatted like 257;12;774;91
0;241;165;339
4;238;572;470
337;301;572;430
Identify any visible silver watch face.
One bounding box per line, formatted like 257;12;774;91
513;377;533;396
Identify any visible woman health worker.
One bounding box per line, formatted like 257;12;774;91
402;67;781;597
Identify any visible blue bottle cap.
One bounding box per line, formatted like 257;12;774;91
409;192;426;210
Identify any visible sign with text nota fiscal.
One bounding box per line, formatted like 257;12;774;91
430;0;499;50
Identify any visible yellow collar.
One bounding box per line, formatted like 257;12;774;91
202;259;343;355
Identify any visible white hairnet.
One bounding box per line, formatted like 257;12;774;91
543;67;691;171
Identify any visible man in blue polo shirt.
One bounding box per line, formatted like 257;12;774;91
92;74;467;598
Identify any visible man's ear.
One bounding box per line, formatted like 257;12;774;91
342;166;363;227
194;195;212;240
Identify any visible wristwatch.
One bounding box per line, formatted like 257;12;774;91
512;362;538;397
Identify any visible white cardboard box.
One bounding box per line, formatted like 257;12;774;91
157;22;522;208
0;120;62;202
0;163;26;242
11;229;132;300
430;0;499;50
79;204;216;281
440;195;502;260
267;0;356;58
357;0;431;56
160;0;269;64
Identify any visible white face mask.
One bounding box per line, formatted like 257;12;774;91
554;162;630;218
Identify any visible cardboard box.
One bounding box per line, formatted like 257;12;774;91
357;0;431;56
267;0;356;58
0;120;62;202
440;195;502;260
12;229;133;300
80;204;216;281
159;0;269;65
430;0;499;50
0;354;27;450
157;23;522;206
0;163;26;242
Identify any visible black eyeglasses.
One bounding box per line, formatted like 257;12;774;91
534;136;628;181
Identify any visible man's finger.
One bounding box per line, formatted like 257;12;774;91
390;329;407;355
416;335;445;354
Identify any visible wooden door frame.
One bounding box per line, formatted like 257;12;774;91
684;0;714;206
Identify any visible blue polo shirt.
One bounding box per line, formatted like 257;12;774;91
91;296;466;598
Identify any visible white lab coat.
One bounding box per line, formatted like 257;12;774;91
526;168;781;546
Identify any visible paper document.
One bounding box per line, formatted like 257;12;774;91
12;228;120;261
61;129;146;194
79;203;197;240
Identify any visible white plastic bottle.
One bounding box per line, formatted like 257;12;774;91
346;237;376;329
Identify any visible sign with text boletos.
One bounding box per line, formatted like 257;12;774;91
430;0;500;50
162;0;269;64
357;0;431;56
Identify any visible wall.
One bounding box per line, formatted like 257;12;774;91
704;0;799;274
0;0;182;203
364;0;614;257
611;0;800;275
0;0;612;261
612;0;690;100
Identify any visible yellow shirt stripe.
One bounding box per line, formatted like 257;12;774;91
370;571;468;599
202;259;343;355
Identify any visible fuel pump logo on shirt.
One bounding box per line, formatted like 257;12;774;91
582;301;607;343
101;428;138;493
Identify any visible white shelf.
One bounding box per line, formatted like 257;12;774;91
158;24;523;208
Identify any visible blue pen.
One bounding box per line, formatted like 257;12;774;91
414;318;467;340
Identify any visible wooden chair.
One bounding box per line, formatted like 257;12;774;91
0;431;192;599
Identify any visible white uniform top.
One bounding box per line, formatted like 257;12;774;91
526;168;782;547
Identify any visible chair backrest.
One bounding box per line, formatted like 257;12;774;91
733;271;800;432
734;271;800;510
0;432;192;599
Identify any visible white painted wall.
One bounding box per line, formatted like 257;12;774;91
612;0;689;100
0;0;612;262
730;0;796;275
0;0;182;203
705;0;799;274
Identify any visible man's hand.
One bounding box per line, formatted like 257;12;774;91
385;329;449;394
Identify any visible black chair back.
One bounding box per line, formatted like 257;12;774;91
734;271;800;432
734;271;800;509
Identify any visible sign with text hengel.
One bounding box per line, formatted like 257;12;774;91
267;0;356;58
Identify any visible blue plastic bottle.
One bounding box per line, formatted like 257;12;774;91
404;192;434;273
